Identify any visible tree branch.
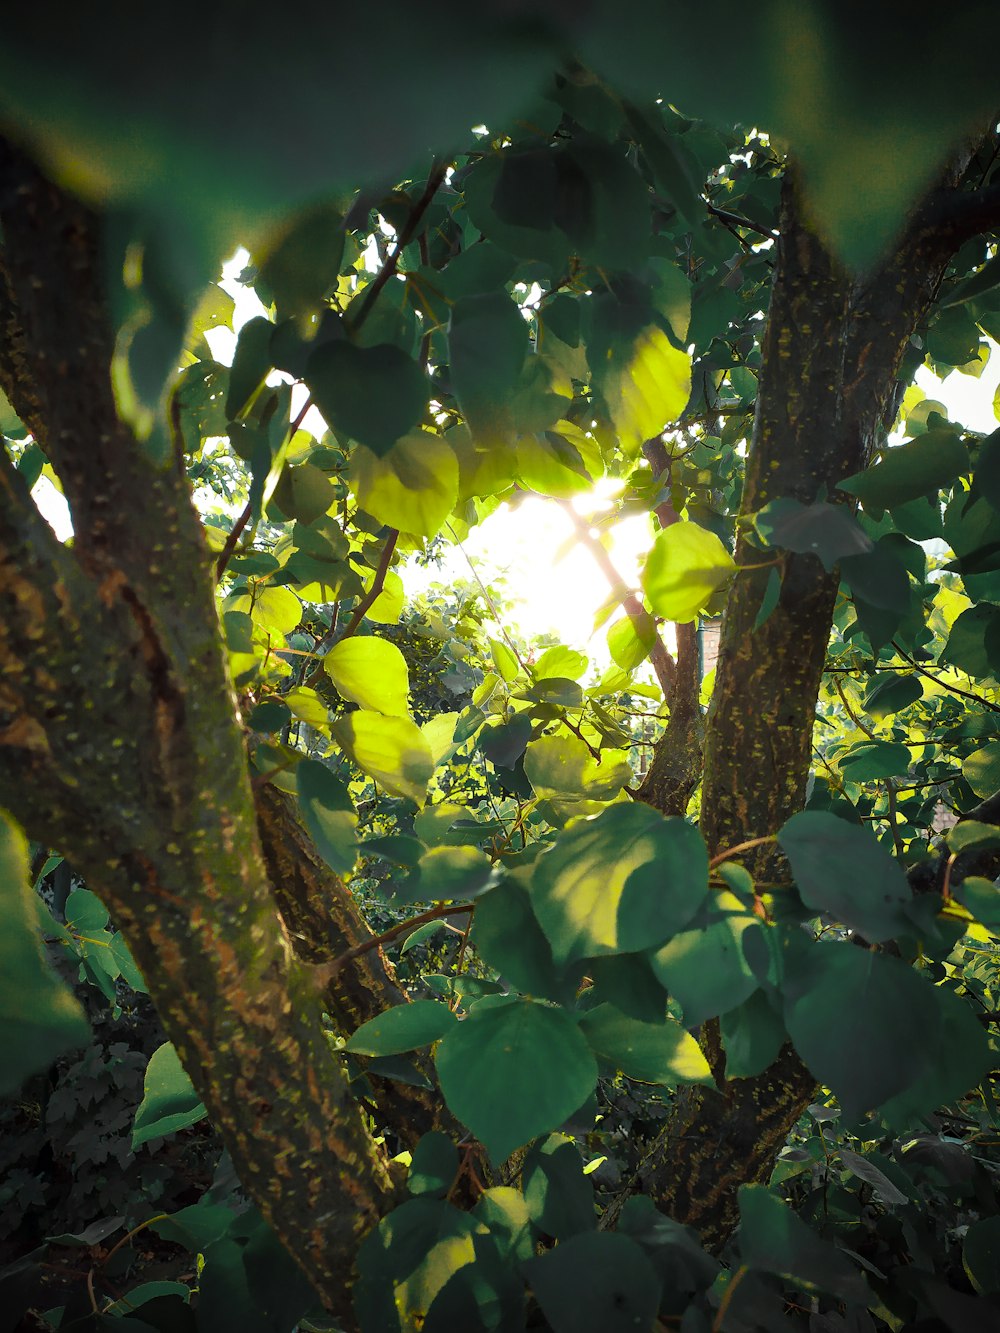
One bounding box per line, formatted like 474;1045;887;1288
556;498;676;697
348;161;449;335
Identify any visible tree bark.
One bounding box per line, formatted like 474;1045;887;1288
611;157;984;1246
0;140;395;1321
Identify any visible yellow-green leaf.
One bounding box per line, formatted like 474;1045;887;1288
603;325;691;457
364;568;404;624
523;733;631;802
324;636;411;716
351;431;458;537
333;712;434;804
641;522;736;622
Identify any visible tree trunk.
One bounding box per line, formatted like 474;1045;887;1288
0;141;395;1321
611;159;980;1246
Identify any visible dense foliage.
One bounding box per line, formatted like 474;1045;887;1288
3;7;1000;1331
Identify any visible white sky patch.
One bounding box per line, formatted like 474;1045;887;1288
406;480;654;664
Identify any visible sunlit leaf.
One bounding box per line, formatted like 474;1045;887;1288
332;712;435;804
642;522;736;622
578;1003;712;1086
523;733;631;804
531;803;709;964
324;636;411;717
351;432;459;537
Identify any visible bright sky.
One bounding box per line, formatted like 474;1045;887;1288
29;249;1000;666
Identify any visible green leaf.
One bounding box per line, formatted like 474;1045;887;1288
355;1197;486;1333
269;461;335;525
840;541;912;613
862;672;923;719
0;810;88;1093
523;733;631;804
976;428;1000;511
332;712;435;804
65;888;110;932
941;605;1000;679
225;584;303;637
962;741;1000;799
434;996;598;1161
254;202;344;318
296;758;357;877
754;498;873;571
473;880;574;1002
110;932;148;994
489;636;521;683
306;341;427;453
642;522;736;622
364;567;405;624
946;819;1000;856
596;322;691;457
837;739;911;783
345;1000;456;1056
524;1232;660;1333
607;612;656;670
839;430;969;512
777;810;912;941
720;990;786;1078
132;1042;207;1147
474;1186;534;1262
956;876;1000;928
448;292;528;444
753;566;781;631
350;432;459;537
531;803;709;964
522;1134;596;1240
964;1216;1000;1294
926;305;982;366
397;845;498;905
737;1184;868;1300
533;645;588;681
324;636;411;717
408;1131;458;1198
578;1003;712;1086
649;899;763;1025
586;952;667;1024
226;316;273;419
783;944;989;1119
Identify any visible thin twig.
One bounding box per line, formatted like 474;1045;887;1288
885;780;905;860
833;676;878;741
336;530;400;649
891;641;1000;713
706;202;778;241
556;499;676;697
711;1265;750;1333
215;395;314;581
311;903;474;987
348;161;449;335
708;834;777;869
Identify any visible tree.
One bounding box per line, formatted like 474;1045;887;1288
2;7;1000;1329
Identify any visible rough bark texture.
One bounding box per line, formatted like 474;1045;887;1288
255;782;458;1147
0;141;395;1320
612;158;983;1247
